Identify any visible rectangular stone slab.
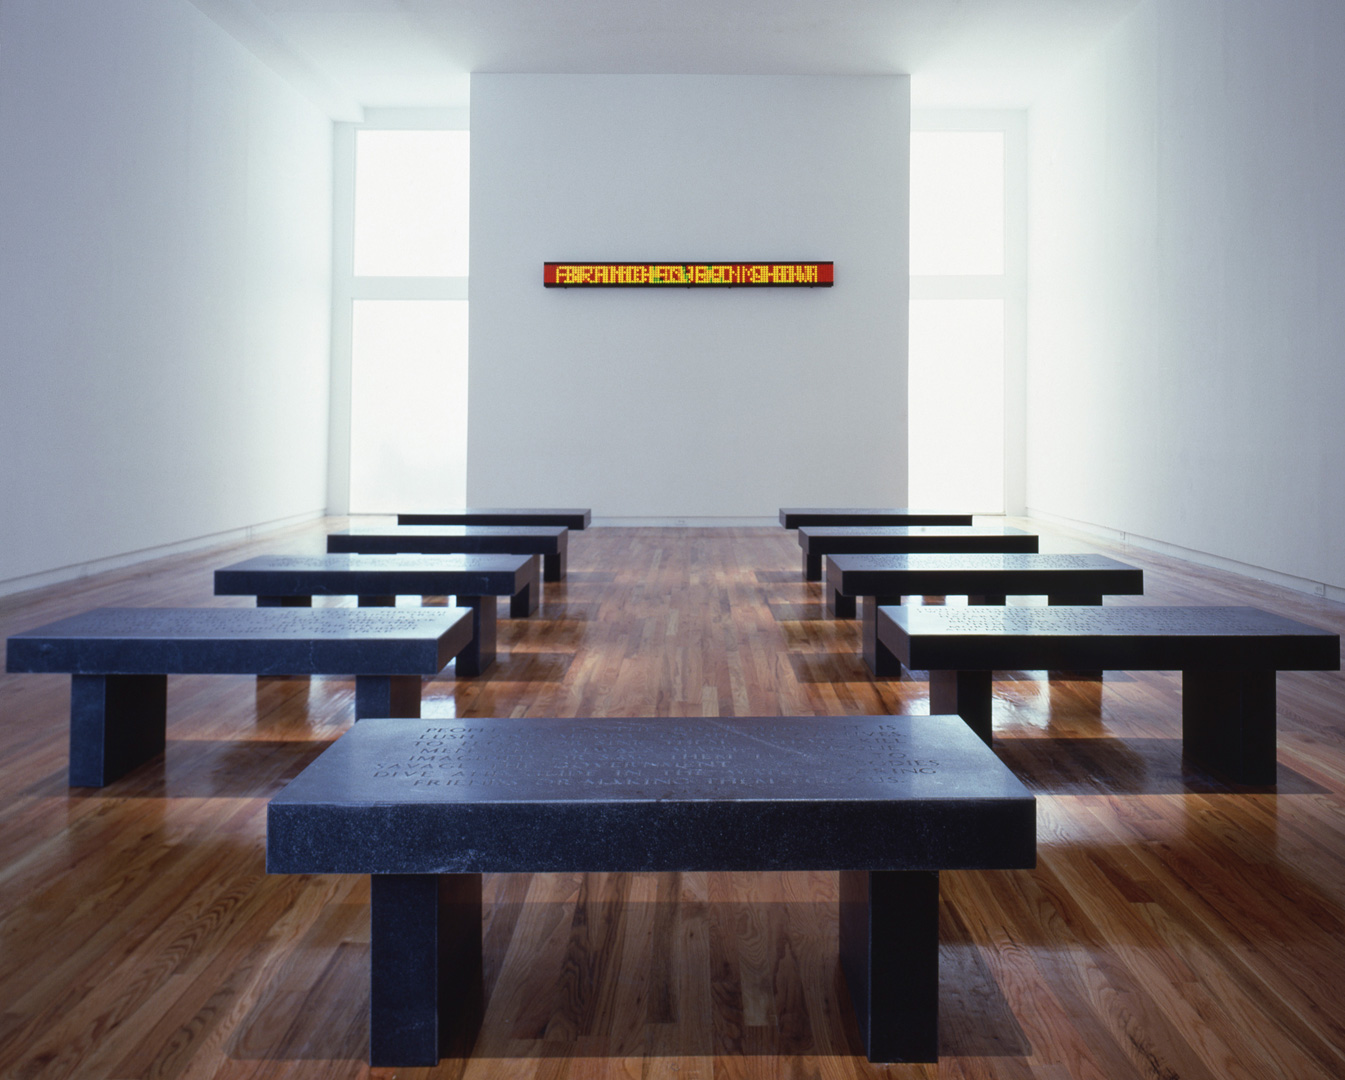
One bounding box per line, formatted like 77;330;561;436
6;606;474;676
267;714;1036;875
398;508;591;529
267;715;1035;1068
828;551;1144;620
214;553;538;609
6;606;476;787
796;525;1039;581
779;508;974;529
877;604;1341;672
328;525;570;582
875;604;1341;784
828;552;1143;603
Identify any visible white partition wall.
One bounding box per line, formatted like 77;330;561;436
1027;0;1345;594
468;75;910;521
0;0;333;592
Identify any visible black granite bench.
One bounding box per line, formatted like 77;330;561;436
5;607;474;786
779;508;974;530
875;605;1341;785
329;525;569;582
797;525;1039;581
213;554;541;676
398;508;591;530
267;714;1035;1066
824;553;1145;675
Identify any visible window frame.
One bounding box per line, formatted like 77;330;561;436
909;110;1026;515
327;108;470;514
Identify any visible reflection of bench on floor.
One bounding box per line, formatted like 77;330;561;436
779;508;973;529
4;607;474;786
213;553;542;676
797;525;1038;581
824;553;1145;675
875;604;1341;785
330;525;570;582
267;714;1036;1067
398;508;591;530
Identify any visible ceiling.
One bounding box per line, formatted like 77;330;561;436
188;0;1142;120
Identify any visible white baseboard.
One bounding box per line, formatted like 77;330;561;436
1026;507;1345;605
0;508;327;599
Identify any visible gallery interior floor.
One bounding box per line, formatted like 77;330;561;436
2;519;1343;1080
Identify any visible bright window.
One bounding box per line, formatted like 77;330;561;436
348;301;469;513
354;130;470;277
333;121;471;515
910;132;1004;276
909;122;1018;515
908;299;1005;512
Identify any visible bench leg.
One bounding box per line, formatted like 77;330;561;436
803;550;823;582
509;558;542;617
929;669;994;745
840;869;939;1063
1046;595;1103;681
543;550;566;583
862;596;904;677
829;589;857;619
1182;668;1278;785
454;595;497;677
354;675;422;719
257;595;311;607
370;873;483;1067
359;595;397;607
68;673;168;787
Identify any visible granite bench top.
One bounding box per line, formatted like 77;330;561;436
214;553;537;597
398;508;591;529
5;606;474;676
267;714;1036;875
799;525;1039;552
827;553;1143;594
779;508;975;529
878;605;1341;671
328;525;567;554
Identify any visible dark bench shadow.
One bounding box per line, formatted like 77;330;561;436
454;652;572;681
995;735;1326;795
768;602;831;622
560;571;618;584
786;652;878;684
227;894;1028;1062
32;738;339;799
523;603;598;620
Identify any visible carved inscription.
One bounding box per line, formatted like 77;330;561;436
370;722;941;790
915;607;1300;635
50;607;459;638
805;526;1014;538
838;553;1125;571
353;526;556;537
238;554;487;572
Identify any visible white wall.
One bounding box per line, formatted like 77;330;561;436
469;75;909;520
1027;0;1345;590
0;0;333;591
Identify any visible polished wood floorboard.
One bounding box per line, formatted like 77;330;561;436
2;520;1345;1079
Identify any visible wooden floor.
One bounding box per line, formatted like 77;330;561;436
2;520;1345;1080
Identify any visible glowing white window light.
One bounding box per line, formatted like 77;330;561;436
348;300;469;513
354;130;469;277
910;132;1004;276
908;299;1004;513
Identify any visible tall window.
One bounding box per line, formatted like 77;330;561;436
330;120;470;514
908;116;1025;514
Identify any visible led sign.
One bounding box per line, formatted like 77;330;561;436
544;262;834;287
